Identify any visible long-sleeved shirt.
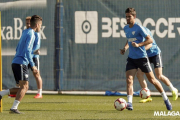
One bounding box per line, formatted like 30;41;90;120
12;28;35;67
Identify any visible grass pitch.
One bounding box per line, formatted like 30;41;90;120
0;94;180;120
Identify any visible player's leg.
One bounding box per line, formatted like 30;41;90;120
0;88;19;97
9;80;29;114
154;68;178;100
10;64;29;114
8;64;21;98
152;53;178;100
126;69;136;110
136;68;152;103
33;70;42;98
145;72;172;110
125;57;137;110
33;57;43;98
136;68;147;88
139;57;172;110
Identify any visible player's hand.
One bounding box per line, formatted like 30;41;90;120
32;66;38;74
120;48;126;55
132;42;139;47
34;49;40;55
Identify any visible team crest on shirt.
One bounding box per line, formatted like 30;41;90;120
132;31;135;35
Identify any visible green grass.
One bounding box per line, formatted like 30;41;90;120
0;95;180;120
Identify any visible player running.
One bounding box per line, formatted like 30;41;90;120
136;27;178;103
8;17;43;99
0;15;42;114
26;16;43;98
120;8;172;111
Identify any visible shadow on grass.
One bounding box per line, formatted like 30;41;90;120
3;109;116;112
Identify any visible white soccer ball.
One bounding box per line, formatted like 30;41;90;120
114;98;127;111
140;88;151;99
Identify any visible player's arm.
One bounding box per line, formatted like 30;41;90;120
25;33;35;67
33;32;41;55
132;26;153;47
25;34;38;73
145;43;152;50
138;35;153;47
120;40;129;55
34;49;40;55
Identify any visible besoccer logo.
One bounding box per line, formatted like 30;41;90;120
75;11;98;44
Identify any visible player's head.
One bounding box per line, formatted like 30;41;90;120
125;8;136;24
30;15;42;32
26;16;31;29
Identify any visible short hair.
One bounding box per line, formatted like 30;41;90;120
125;8;136;16
30;15;43;27
26;16;31;20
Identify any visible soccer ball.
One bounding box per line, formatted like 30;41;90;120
140;88;151;99
114;98;127;111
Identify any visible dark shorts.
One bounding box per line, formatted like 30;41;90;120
28;57;39;71
12;63;29;84
148;53;163;68
126;57;152;73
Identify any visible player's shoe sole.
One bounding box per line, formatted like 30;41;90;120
126;102;133;110
164;99;172;110
172;88;178;101
139;97;152;103
34;94;43;99
9;109;21;114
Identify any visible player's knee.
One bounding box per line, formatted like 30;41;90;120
26;84;29;91
34;71;40;78
22;84;29;91
156;74;163;80
20;81;29;90
126;77;133;85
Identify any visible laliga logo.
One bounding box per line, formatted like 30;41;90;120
75;11;98;44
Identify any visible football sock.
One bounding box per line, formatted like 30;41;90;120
161;92;168;101
127;95;133;103
38;89;42;96
11;100;20;109
168;83;175;92
0;89;10;96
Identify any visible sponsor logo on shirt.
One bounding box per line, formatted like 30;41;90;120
132;31;135;35
128;38;137;42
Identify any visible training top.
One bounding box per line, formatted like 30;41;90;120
12;28;35;67
124;23;149;59
144;27;161;57
32;32;41;58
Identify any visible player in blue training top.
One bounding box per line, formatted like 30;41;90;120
0;15;42;114
26;16;43;99
136;27;178;103
120;8;172;111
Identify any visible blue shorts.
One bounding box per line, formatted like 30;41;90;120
126;57;152;73
12;63;29;84
148;53;163;68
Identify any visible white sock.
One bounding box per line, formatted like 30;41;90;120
161;92;168;101
0;89;10;97
11;100;20;109
127;95;133;103
168;83;175;92
38;89;42;96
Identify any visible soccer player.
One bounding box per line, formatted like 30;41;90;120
136;27;178;103
9;17;43;98
0;15;42;114
26;16;43;98
120;8;172;110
